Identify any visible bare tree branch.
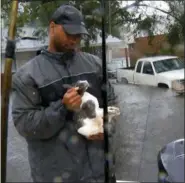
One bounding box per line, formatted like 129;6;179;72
112;0;144;17
138;3;182;22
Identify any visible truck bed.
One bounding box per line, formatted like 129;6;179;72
116;67;135;83
119;66;135;70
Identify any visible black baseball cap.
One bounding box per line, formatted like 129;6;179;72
50;5;89;36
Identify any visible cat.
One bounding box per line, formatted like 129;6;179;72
64;80;120;138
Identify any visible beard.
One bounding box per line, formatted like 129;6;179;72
54;39;79;53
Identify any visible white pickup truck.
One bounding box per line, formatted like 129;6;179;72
117;56;184;93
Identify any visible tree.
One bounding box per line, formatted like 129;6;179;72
131;1;184;49
2;0;146;46
2;0;184;50
1;1;128;44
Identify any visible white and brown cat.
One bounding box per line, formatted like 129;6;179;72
72;80;120;138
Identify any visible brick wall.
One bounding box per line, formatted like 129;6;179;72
112;48;126;58
128;34;168;66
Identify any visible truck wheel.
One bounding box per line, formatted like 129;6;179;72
121;78;128;84
158;83;169;89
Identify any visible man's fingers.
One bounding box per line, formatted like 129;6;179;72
62;88;82;111
67;88;73;93
71;100;82;109
67;87;76;93
69;95;81;105
74;87;79;90
66;90;79;100
67;87;79;93
88;133;104;140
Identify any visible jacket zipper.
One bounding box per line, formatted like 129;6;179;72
63;61;73;84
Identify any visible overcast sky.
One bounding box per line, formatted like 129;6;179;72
120;1;170;26
120;1;171;37
122;1;169;15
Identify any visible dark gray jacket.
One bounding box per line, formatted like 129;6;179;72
11;49;117;182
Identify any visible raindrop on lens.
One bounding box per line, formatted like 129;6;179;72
53;176;62;182
62;172;70;179
70;135;79;144
59;131;68;141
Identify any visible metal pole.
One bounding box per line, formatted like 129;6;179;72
100;0;109;182
1;1;19;183
125;48;129;67
108;1;111;35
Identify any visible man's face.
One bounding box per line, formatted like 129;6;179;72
50;22;81;52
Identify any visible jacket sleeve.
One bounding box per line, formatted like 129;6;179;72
11;73;68;140
92;55;119;136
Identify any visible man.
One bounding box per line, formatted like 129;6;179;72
12;4;117;183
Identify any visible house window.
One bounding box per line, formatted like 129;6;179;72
129;43;134;50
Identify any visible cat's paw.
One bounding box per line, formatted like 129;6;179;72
77;118;103;138
77;126;103;138
108;106;120;116
107;106;120;123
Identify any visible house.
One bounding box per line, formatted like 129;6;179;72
127;34;184;66
84;34;130;67
1;27;129;74
1;27;48;73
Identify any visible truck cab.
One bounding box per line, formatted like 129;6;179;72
117;56;184;93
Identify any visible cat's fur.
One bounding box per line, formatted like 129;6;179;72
73;80;120;138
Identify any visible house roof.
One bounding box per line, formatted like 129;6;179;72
1;27;48;53
89;34;127;48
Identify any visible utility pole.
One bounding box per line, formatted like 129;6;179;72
108;1;111;35
1;1;18;182
125;47;129;67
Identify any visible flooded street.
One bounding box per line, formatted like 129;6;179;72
113;84;184;182
6;84;184;182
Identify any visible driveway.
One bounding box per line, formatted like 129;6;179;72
5;84;184;182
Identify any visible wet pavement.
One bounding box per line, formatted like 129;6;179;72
113;84;184;182
5;84;184;182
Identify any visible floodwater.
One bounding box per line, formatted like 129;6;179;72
113;84;184;182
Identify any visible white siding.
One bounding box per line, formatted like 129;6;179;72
1;51;37;73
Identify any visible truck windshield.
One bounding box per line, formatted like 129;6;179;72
153;58;184;73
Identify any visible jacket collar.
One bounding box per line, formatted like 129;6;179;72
40;48;76;65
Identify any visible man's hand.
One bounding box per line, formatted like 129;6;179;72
88;133;104;141
62;87;82;111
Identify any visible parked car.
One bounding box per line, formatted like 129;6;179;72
117;56;184;93
107;70;117;79
158;139;184;183
107;59;127;79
